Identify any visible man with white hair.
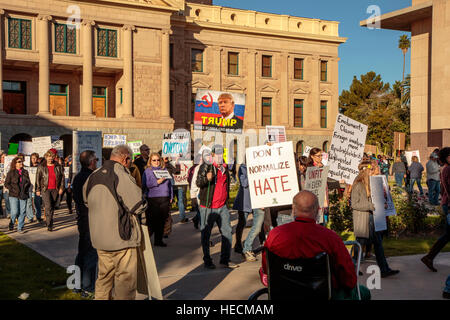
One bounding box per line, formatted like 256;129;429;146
262;191;370;300
83;145;147;300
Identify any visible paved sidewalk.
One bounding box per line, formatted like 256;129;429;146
1;207;449;300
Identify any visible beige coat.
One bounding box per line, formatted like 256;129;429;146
351;181;375;239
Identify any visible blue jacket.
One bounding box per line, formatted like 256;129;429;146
232;164;252;212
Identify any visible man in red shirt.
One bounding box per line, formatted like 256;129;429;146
262;191;370;300
196;144;239;269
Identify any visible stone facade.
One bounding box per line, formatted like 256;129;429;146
0;0;346;160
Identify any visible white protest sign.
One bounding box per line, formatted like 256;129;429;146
305;166;330;209
28;167;37;192
103;134;127;148
328;114;368;184
303;146;313;157
24;156;30;167
382;175;396;216
172;161;193;186
51;140;64;158
19;141;33;155
4;155;15;173
266;126;286;143
153;170;172;179
161;132;190;158
405;150;420;166
73;131;103;173
246;141;299;209
322;152;329;166
32;136;52;158
0;164;4;186
64;167;71;189
127;141;143;157
370;175;388;232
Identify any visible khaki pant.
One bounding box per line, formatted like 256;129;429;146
95;247;137;300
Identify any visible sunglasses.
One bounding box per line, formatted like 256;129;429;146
17;160;23;163
151;159;160;162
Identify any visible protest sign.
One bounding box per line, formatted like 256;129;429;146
303;146;313;157
266;126;286;144
127;141;143;158
370;175;388;232
32;136;53;158
382;175;396;216
8;143;18;155
322;152;329;166
24;156;30;167
172;161;193;186
0;164;4;186
28;167;37;192
194;90;246;134
153;170;172;179
103;134;127;148
404;150;420;166
64;167;71;189
73;131;103;173
18;141;33;155
246;142;299;209
51;140;64;158
305;165;330;224
161;132;190;158
328;114;368;184
4;155;15;173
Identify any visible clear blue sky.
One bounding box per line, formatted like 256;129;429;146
214;0;412;94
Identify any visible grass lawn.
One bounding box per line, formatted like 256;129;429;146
0;232;83;300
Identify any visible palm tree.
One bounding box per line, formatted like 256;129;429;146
398;35;411;82
401;74;411;107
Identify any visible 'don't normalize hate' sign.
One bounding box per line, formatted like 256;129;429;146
328;114;368;184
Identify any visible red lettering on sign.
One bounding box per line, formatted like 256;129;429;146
281;175;291;192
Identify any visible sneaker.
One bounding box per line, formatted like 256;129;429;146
381;269;400;278
244;251;257;262
17;230;26;234
204;262;216;269
220;261;240;269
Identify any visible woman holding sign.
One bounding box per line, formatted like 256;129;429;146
307;148;329;224
142;153;173;247
5;157;31;233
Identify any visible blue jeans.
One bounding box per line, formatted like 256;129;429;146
9;197;27;231
2;189;10;216
242;209;265;253
409;178;424;195
427;179;440;205
174;187;186;220
199;205;233;265
34;193;42;220
26;191;34;220
394;173;404;187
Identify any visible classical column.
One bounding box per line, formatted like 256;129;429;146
122;24;135;118
0;10;5;114
37;15;52;115
213;47;222;91
160;29;171;119
81;20;95;117
246;50;257;126
280;53;289;126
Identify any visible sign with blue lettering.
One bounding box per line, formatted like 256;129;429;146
161;132;190;158
103;134;127;148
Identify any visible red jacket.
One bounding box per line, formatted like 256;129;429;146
262;217;356;290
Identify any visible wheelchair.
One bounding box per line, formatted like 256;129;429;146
248;241;362;300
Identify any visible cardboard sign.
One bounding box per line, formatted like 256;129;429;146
161;132;190;158
127;141;143;157
246;142;299;209
172;161;193;186
28;167;38;192
153;170;172;179
266;126;286;143
18;141;33;155
194;90;246;134
404;150;420;166
0;164;4;186
32;136;53;158
328;114;368;184
305;166;330;209
370;175;388;232
73;131;103;173
382;175;396;216
103;134;127;148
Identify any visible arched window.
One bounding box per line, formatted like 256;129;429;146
296;140;304;156
323;141;329;153
60;134;73;159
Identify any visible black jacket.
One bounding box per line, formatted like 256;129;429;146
196;163;230;208
133;156;148;178
5;169;31;200
72;167;93;216
35;163;65;193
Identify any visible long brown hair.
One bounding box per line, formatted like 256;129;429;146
353;160;373;197
9;157;23;172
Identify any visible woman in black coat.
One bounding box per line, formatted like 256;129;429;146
5;157;31;233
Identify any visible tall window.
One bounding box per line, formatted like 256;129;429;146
228;52;239;75
3;81;27;114
320;101;327;128
170;90;174;119
8;18;32;49
55;24;76;53
296;141;304;156
97;29;117;57
323;141;329;153
294;58;304;80
262;97;272;126
320;61;328;82
50;84;68;116
262;55;272;77
191;49;204;72
294;99;303;128
170;43;174;69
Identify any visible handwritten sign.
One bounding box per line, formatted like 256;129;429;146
103;134;127;148
51;140;64;158
127;141;143;157
328;114;368;184
266;126;286;143
162;132;190;158
153;170;172;180
32;136;52;158
303;146;313;157
172;161;193;186
370;175;388;232
4;155;15;174
73;131;103;173
246;142;299;209
19;141;33;155
305;166;330;224
404;150;420;166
